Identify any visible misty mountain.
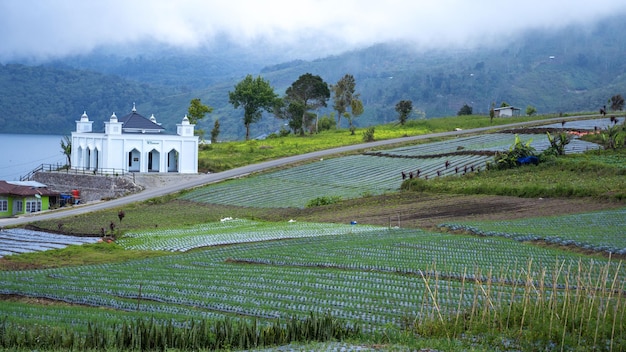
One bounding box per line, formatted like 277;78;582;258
1;14;625;140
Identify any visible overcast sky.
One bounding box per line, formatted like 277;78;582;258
2;0;626;61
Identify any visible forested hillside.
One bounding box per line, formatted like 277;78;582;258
1;14;625;139
0;64;181;135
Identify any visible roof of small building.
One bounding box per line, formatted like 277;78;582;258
118;110;165;133
493;106;520;111
6;181;48;188
0;181;59;197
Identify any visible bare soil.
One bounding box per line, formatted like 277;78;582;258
282;192;625;231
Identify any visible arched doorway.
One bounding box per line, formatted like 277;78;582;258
148;149;160;172
76;146;84;169
86;149;91;170
93;148;99;171
167;149;179;172
128;148;141;172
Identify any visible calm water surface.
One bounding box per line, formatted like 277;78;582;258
0;134;66;181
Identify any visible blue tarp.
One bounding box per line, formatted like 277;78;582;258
517;156;539;165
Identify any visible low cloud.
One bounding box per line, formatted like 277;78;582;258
1;0;625;61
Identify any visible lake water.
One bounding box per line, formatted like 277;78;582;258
0;134;67;181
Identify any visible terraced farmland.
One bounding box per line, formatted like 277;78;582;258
1;227;622;333
0;228;100;258
179;127;601;209
540;116;625;130
367;132;600;157
440;207;626;254
180;154;493;208
117;219;384;251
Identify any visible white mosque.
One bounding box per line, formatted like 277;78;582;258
71;104;199;174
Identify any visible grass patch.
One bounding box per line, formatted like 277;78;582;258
402;152;626;200
30;200;274;236
0;242;169;270
199;114;568;172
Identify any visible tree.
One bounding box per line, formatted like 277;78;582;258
331;74;356;128
229;74;279;140
610;94;624;111
500;101;510;108
60;135;71;167
285;73;330;135
457;104;473;116
545;131;571;156
274;98;307;134
526;105;537;116
348;98;364;134
187;98;213;141
317;114;336;132
210;119;220;143
187;98;213;125
395;100;413;125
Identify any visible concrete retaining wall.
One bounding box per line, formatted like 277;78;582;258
32;172;143;202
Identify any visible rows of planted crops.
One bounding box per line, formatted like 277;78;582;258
540;116;624;130
367;133;599;157
117;219;384;251
179;154;493;208
0;228;100;258
179;120;604;208
1;227;623;332
439;207;626;255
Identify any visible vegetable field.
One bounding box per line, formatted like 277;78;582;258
180;154;493;208
117;218;384;251
368;133;600;156
1;227;623;334
0;228;100;258
540;116;625;130
440;207;626;254
180;123;602;208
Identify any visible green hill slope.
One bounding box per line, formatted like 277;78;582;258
2;14;626;139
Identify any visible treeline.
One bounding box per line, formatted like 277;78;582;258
2;14;626;139
0;63;179;135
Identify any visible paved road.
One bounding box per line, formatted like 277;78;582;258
0;115;598;227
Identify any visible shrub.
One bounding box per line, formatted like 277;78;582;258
362;127;375;142
306;195;342;207
457;104;473;116
493;135;537;169
318;116;336;132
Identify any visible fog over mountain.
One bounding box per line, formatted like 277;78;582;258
1;1;626;140
2;0;625;62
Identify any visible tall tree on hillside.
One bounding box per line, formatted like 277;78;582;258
457;104;473;116
331;74;356;128
229;74;279;140
610;94;624;111
285;73;330;135
187;98;213;141
210;119;220;143
395;100;413;125
274;98;308;134
347;98;364;135
60;135;71;167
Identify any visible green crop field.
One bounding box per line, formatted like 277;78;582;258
2;227;623;330
440;207;626;254
1;116;625;351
